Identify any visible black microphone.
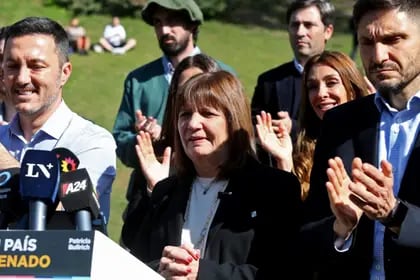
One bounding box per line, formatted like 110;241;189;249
52;147;80;213
0;168;25;228
59;168;100;231
52;147;80;172
20;150;60;230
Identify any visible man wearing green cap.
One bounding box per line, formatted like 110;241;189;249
112;0;234;223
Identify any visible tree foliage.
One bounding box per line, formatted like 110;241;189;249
47;0;292;18
47;0;146;16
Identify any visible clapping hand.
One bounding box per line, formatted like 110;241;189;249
134;110;162;140
326;157;397;239
135;131;171;190
273;111;292;134
348;158;396;222
256;110;293;171
326;157;363;239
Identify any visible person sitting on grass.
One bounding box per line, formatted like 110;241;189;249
65;17;91;55
97;16;136;55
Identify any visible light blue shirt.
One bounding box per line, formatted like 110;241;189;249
370;91;420;279
335;91;420;279
162;46;201;83
293;58;304;74
0;101;117;221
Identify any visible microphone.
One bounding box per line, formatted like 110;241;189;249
0;168;25;228
52;147;80;172
59;168;100;231
52;147;79;213
217;191;233;199
20;149;60;230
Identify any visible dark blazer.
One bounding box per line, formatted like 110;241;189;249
302;94;420;279
251;61;302;136
251;61;302;166
251;61;302;122
121;156;302;280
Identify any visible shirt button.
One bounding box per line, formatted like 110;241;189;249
376;264;381;271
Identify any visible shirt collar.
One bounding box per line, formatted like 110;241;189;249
293;58;304;74
162;46;201;82
9;100;73;140
374;90;420;113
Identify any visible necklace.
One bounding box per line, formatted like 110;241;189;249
183;178;229;256
196;177;216;195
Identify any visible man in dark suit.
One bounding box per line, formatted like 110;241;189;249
302;0;420;278
251;0;334;165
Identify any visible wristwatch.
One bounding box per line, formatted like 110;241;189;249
381;199;409;228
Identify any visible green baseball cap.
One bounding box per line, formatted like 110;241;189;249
141;0;204;25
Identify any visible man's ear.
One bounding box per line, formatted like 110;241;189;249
60;61;72;87
324;24;334;41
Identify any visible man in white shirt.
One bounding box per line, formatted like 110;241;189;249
0;16;116;229
98;16;136;55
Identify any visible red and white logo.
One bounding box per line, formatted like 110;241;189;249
61;180;88;196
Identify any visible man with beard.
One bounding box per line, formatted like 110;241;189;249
112;0;234;221
251;0;334;166
300;0;420;278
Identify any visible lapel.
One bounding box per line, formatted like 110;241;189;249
149;176;192;252
204;158;257;257
205;178;237;249
353;119;380;166
274;64;301;120
398;128;420;204
291;76;302;119
353;96;380;166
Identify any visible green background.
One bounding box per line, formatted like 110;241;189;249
0;0;359;243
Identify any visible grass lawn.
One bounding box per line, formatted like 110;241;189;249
0;0;356;243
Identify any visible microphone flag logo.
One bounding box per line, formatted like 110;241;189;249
60;157;78;172
52;147;80;173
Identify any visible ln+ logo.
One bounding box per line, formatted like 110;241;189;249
24;163;55;179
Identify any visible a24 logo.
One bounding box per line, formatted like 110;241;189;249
61;180;88;196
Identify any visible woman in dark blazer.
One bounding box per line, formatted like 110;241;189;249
121;71;303;279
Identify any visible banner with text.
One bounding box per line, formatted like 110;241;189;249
0;230;93;276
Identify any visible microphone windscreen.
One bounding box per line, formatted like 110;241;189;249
59;168;100;219
19;149;60;204
52;147;80;172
